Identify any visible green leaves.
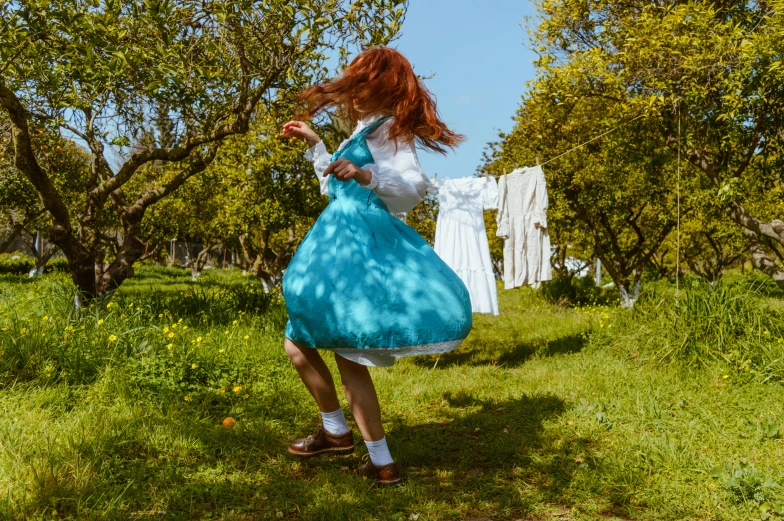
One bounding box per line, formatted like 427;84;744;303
494;0;784;292
0;0;408;295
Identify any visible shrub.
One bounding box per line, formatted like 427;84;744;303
0;275;285;386
711;462;782;507
0;254;34;275
49;257;69;273
539;275;602;307
596;279;784;381
0;254;69;275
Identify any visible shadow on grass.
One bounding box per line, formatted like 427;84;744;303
10;381;594;520
414;332;587;370
146;392;578;520
284;392;584;520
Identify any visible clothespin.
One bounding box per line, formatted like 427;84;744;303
434;173;438;183
535;154;541;166
485;169;489;178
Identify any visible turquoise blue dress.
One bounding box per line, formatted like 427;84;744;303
282;116;472;365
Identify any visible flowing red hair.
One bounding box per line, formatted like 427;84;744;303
298;47;464;154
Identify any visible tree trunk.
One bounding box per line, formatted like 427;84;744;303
598;252;644;309
745;229;784;290
20;230;57;277
191;244;220;281
618;279;642;309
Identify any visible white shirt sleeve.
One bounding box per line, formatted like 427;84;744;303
304;141;332;196
361;120;434;214
533;166;548;229
483;175;499;210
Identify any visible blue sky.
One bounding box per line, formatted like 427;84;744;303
393;1;538;179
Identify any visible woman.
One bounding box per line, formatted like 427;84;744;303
280;47;472;486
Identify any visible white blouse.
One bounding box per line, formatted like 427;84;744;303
304;113;436;214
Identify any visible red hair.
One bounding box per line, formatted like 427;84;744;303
298;47;464;154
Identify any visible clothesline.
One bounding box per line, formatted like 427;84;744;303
538;113;646;167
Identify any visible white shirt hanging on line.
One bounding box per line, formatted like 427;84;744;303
496;166;552;289
433;176;500;315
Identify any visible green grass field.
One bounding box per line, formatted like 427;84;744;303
2;267;784;520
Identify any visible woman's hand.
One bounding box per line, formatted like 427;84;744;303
282;121;321;147
323;159;373;185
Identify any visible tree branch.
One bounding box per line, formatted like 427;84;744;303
0;80;74;245
744;228;784;289
94;78;271;200
126;146;219;220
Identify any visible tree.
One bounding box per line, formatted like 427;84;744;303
681;195;746;282
0;0;407;299
486;95;685;307
529;0;784;289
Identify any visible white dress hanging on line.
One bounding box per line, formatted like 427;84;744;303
433;176;500;315
496;166;552;289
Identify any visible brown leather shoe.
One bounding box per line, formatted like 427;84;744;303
287;425;354;459
356;455;402;486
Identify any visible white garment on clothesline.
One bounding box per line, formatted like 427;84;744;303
496;166;552;289
434;176;500;315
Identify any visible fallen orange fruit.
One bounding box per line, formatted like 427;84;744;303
222;417;236;428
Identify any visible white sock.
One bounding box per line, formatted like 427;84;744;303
320;408;350;435
365;437;394;466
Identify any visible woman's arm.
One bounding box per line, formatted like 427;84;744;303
283;121;330;196
304;141;332;196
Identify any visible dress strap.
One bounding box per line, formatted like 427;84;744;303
359;115;394;138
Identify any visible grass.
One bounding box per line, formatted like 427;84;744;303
1;266;784;520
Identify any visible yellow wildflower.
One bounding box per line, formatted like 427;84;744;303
42;316;49;321
220;389;226;395
182;325;188;331
184;395;191;402
191;363;198;369
171;323;177;329
178;318;183;323
233;386;242;393
106;302;113;309
243;335;249;340
167;343;173;349
232;320;238;325
97;319;104;326
158;313;163;318
167;332;175;338
196;337;202;343
163;326;169;333
218;349;225;353
108;334;118;342
224;330;229;335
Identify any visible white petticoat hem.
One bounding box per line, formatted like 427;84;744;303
325;339;465;367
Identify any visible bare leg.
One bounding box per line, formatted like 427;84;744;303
284;339;340;413
334;353;385;442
